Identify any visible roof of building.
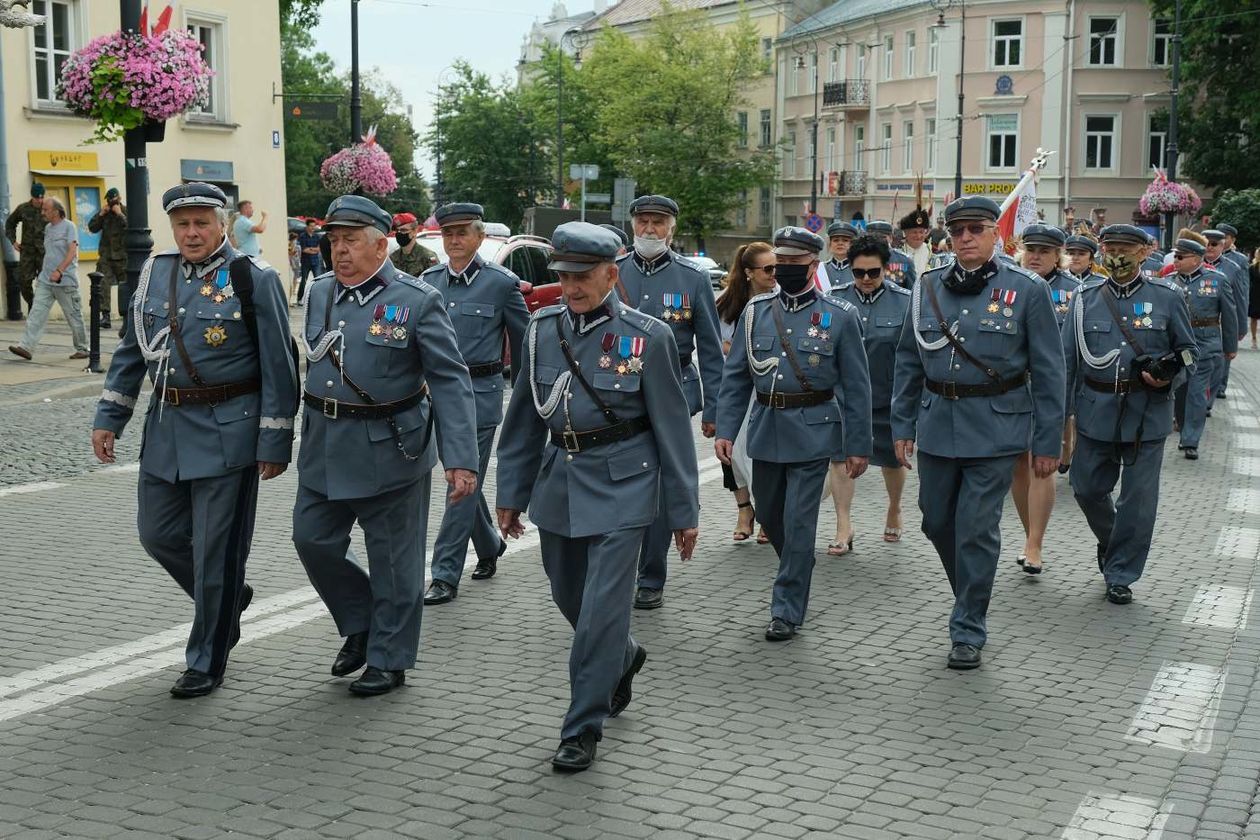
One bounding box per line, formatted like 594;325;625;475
580;0;738;30
780;0;930;40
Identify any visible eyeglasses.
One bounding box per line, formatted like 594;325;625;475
851;267;883;280
749;264;776;273
947;222;994;239
1173;252;1194;259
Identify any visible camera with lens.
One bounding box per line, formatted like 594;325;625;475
1132;352;1183;387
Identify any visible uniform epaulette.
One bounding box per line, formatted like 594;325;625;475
821;294;856;313
480;261;520;282
673;255;706;276
749;290;778;305
884;280;911;295
419;263;444;278
155;248;180;257
833;281;855;291
1079;277;1108;291
1150;276;1184;294
532;303;566;321
616;305;657;334
395;274;428;292
1009;265;1041;283
924;262;951;278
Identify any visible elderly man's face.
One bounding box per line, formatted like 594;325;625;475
904;228;928;248
40;201;59;223
632;212;673;240
170;207;225;263
326;226;388;286
1205;239;1224;261
947;219;997;268
442;222;484;268
558;262;618;313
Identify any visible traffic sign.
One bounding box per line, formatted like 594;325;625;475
804;212;824;232
569;163;599;181
585;193;611;204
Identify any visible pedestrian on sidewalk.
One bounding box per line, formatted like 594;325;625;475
295;218;324;303
9;197;89;361
3;182;47;314
87;187;127;329
231;201;267;257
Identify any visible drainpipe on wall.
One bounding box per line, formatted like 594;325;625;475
1061;0;1075;222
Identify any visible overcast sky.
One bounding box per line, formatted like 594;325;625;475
311;0;576;180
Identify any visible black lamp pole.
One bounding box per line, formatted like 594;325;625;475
1163;0;1182;250
953;3;966;200
119;0;153;340
556;47;564;207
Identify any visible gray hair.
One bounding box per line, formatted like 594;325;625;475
471;219;486;234
46;196;66;218
365;226;386;244
214;207;229;227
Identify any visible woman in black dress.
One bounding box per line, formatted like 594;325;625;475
1249;248;1260;349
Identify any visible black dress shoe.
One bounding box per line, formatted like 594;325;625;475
552;730;598;772
1106;584;1133;605
1218;392;1228;400
764;617;796;641
228;583;254;650
634;587;663;610
947;643;982;670
471;540;506;581
423;579;458;605
1185;447;1199;460
170;669;222;698
610;646;647;718
331;631;368;677
99;317;112;330
349;666;405;696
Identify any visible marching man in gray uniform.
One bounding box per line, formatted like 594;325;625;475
716;226;872;642
1171;237;1237;459
866;220;917;289
292;195;479;696
891;196;1065;670
496;222;699;772
822;221;858;289
1064;224;1197;605
1202;229;1247;403
91;182;298;698
421;203;529;606
614;194;721;610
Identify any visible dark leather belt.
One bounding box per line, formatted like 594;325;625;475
679;353;692;369
1084;377;1155;395
550;416;652;453
926;373;1027;400
303;384;429;420
468;360;504;378
1191;317;1221;328
160;379;260;406
755;390;832;409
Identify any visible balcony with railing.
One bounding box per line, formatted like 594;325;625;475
822;80;870;110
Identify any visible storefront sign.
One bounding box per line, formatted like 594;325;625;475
180;159;235;182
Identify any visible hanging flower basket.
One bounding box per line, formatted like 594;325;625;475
57;24;213;144
320;127;398;196
1139;168;1201;216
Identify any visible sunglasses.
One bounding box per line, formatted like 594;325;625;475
749;264;776;273
1173;252;1195;259
851;267;883;280
947;222;994;239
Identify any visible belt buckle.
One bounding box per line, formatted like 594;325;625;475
772;392;786;409
323;398;339;420
942;381;959;400
166;388;180;407
563;429;581;453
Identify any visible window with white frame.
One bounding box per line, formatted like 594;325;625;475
880;123;892;173
1088;17;1119;66
828;47;839;83
31;0;77;105
903;121;914;172
187;16;226;119
762;37;773;66
1085;115;1117;170
737;111;748;148
926;117;937;172
810;51;818;94
826;127;836;173
992;19;1023;68
785;129;797;177
1151;18;1172;67
928;27;940;72
735;190;748;228
857;49;866;80
788;56;799;96
905;31;917;76
883;35;894;79
759;187;771;226
855;125;865;170
986;113;1018;170
759;109;772;147
1147;114;1167;170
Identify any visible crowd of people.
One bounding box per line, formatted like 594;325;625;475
87;177;1250;774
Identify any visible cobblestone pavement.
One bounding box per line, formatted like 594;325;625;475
2;352;1260;839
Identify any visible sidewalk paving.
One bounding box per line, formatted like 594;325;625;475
0;318;112;399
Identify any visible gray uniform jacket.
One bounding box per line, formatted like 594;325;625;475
418;256;529;427
615;251;723;424
94;244;298;481
823;258;853;289
717;289;873;463
299;262;479;500
1180;267;1238;358
496;300;700;538
1223;248;1251;333
1206;257;1248;340
1044;268;1084;330
886;250;918;289
891;261;1066;459
830;279;911;410
1062;276;1198;442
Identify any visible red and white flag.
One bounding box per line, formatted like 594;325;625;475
996;167;1039;253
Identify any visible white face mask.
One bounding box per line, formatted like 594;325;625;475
634;235;669;259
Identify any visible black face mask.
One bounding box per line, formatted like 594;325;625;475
394;232;412;247
942;260;997;295
775;263;813;295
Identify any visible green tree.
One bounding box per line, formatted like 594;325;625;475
579;3;775;250
1210;190;1260;250
1150;0;1260;191
280;0;326;33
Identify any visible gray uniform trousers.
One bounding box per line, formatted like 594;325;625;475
540;527;643;740
1070;435;1164;588
916;452;1019;649
293;474;431;671
752;458;830;627
1178;356;1219;448
430;424;501;586
137;466;258;676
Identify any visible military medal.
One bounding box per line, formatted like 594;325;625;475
628;357;643;373
599;332;614;369
681;293;691;321
203;324;228;347
369;323;384;335
988;289;1001;314
662;292;675;321
808;354;821;366
204;268;234;304
200;283;214;297
1134;301;1153;328
807;326;819;337
999;289;1016;318
392;326;407;340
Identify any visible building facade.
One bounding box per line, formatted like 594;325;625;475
1;0;288;315
776;0;1193;232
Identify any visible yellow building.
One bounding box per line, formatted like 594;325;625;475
1;0;288;316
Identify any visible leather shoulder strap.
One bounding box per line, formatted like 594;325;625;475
166;257;207;387
556;316;620;424
922;277;1000;382
1099;284;1146;357
770;300;815;391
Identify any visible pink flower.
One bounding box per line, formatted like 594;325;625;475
321;133;398;196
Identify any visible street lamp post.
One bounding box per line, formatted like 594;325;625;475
1163;0;1182;250
120;0;154;340
350;0;362;144
931;0;966;200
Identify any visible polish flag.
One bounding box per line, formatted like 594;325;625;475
996;167;1039;253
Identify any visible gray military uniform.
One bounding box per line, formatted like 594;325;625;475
1176;266;1238;449
293;261;479;671
1205;255;1247;399
496;295;699;740
823;258;854;290
94;239;298;677
421;256;529;588
1044;268;1084;330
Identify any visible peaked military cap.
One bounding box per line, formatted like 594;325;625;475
1064;235;1098;255
773;225;825;256
1021;223;1066;248
599;223;631;247
161;181;227;213
1201;228;1226;242
898;208;931;230
104;187;120;201
1174;238;1206;256
30;182;45;198
1099;224;1148;246
548;221;622;273
434;202;484;226
629;195;679;217
1217;223;1238;237
944;196;1001;224
322;194;392;234
866;220;894;235
826;220;859;238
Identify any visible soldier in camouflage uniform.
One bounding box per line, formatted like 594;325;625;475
4;182;48;313
390;212;440;278
87;187;127;329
